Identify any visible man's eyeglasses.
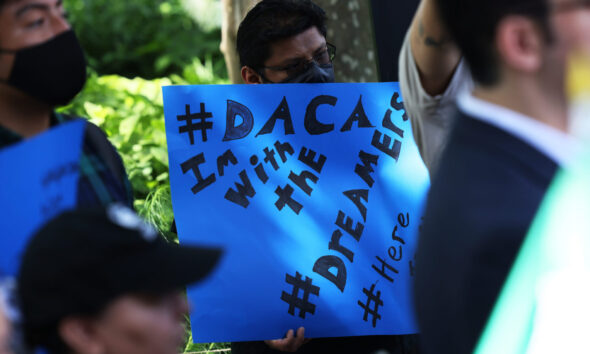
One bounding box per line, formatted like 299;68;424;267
261;43;336;78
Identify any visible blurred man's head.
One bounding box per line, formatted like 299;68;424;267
0;0;86;107
18;205;221;354
237;0;335;84
437;0;590;97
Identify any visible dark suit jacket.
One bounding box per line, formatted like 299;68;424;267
414;109;558;354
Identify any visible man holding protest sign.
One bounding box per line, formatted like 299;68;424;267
228;1;419;353
0;0;133;207
413;0;590;352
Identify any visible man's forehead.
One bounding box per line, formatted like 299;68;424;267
2;0;60;10
267;26;326;63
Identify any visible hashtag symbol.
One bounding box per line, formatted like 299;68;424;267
358;283;383;328
281;272;320;319
177;103;213;145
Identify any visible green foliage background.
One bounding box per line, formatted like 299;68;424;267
61;64;227;241
65;0;226;79
60;0;230;352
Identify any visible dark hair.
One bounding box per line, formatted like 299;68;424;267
436;0;550;86
237;0;327;70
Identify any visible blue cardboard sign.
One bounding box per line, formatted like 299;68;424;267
0;120;85;275
163;83;430;343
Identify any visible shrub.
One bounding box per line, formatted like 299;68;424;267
65;0;226;79
59;62;228;240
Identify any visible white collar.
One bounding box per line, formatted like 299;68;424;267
457;91;580;166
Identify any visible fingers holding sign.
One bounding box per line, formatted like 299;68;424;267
265;327;311;352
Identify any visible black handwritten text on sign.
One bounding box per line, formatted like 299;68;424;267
162;83;429;342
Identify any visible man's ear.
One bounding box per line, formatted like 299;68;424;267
59;317;104;354
241;66;263;84
496;15;544;74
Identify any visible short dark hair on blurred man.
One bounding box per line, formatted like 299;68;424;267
237;0;335;84
436;0;551;85
18;205;221;354
415;0;590;353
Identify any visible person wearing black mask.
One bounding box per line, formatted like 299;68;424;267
0;0;133;207
232;1;418;354
238;0;335;85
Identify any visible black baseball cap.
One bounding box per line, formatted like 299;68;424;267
17;204;222;332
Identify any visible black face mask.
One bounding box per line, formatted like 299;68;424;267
263;62;335;84
0;30;87;106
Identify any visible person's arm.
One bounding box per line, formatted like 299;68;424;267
409;0;461;96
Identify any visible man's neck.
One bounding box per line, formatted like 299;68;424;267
0;88;52;138
472;78;569;133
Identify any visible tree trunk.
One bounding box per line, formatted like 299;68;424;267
221;0;378;83
314;0;378;82
220;0;261;84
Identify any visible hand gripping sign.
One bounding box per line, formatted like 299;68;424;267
163;82;430;343
0;120;85;275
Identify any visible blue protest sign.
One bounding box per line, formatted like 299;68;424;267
163;83;430;343
0;120;85;275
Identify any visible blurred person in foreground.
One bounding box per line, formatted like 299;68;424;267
17;205;221;354
0;0;132;207
232;1;418;353
414;0;589;353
